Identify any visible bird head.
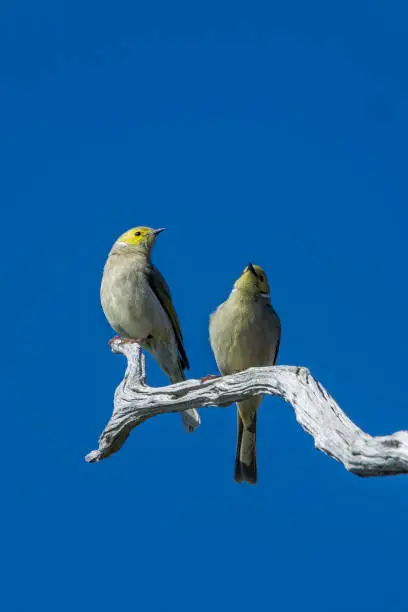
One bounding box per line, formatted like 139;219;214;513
114;226;165;253
233;263;270;298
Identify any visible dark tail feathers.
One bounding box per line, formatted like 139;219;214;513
234;412;257;485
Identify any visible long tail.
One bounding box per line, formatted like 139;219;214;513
234;399;260;484
170;367;200;433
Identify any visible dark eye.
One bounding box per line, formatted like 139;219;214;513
259;275;264;282
134;231;141;236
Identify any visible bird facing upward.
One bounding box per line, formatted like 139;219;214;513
209;264;281;483
100;226;200;433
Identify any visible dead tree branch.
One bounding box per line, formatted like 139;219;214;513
85;338;408;477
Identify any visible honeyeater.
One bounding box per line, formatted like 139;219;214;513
100;226;200;433
209;264;281;483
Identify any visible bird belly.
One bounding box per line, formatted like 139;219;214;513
210;302;277;374
101;272;168;340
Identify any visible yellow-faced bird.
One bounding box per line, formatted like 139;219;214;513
209;264;281;483
101;226;200;432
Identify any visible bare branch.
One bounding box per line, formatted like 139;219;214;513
85;338;408;477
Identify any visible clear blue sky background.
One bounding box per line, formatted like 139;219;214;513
2;1;408;610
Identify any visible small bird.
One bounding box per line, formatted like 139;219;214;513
209;264;281;484
101;226;200;432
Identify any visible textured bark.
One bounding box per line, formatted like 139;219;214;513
85;338;408;477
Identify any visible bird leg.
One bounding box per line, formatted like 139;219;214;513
200;374;221;384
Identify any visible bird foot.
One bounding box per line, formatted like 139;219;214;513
199;374;220;384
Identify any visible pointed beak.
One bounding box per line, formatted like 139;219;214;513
151;228;165;236
247;262;257;277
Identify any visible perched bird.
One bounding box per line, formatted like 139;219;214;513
101;226;200;432
209;264;281;484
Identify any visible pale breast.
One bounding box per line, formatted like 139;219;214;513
210;296;280;375
101;257;170;340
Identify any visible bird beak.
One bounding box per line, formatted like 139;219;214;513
151;228;165;236
247;262;257;277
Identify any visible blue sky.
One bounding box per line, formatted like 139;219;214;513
2;1;408;610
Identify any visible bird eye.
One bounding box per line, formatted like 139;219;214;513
259;275;264;282
134;231;141;236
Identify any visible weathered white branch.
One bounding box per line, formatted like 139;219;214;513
86;338;408;477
